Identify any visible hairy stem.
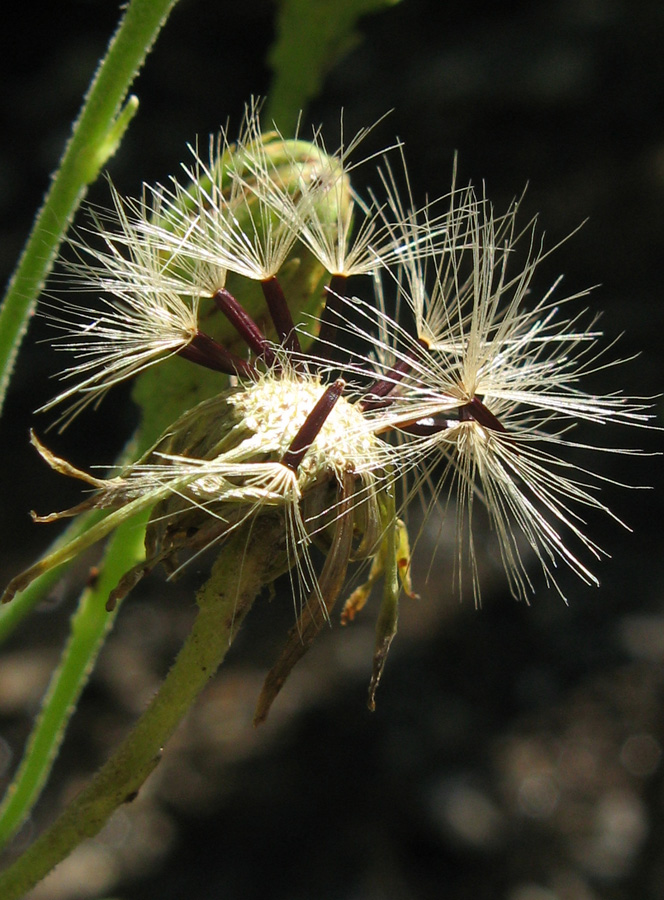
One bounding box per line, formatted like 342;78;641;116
0;508;151;849
0;515;288;899
0;0;181;417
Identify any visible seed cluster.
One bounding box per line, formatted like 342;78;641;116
1;102;652;712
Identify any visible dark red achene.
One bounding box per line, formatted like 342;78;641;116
396;397;507;437
315;275;349;352
282;379;346;473
261;276;301;354
179;331;256;377
360;339;430;412
459;396;507;432
213;288;276;365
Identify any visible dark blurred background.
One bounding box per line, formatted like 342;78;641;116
0;1;663;898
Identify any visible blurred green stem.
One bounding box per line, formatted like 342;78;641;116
0;510;102;645
266;0;402;133
0;508;151;849
0;516;288;899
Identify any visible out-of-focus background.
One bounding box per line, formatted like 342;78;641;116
0;1;662;898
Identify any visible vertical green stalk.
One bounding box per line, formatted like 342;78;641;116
266;0;403;133
0;510;103;645
0;508;151;848
0;515;289;899
0;0;182;416
368;482;400;710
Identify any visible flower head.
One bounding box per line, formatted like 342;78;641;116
2;109;655;718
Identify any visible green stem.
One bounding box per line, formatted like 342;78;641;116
265;0;402;133
0;510;103;646
0;515;288;899
368;482;400;710
0;0;181;416
0;433;143;644
0;508;151;849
